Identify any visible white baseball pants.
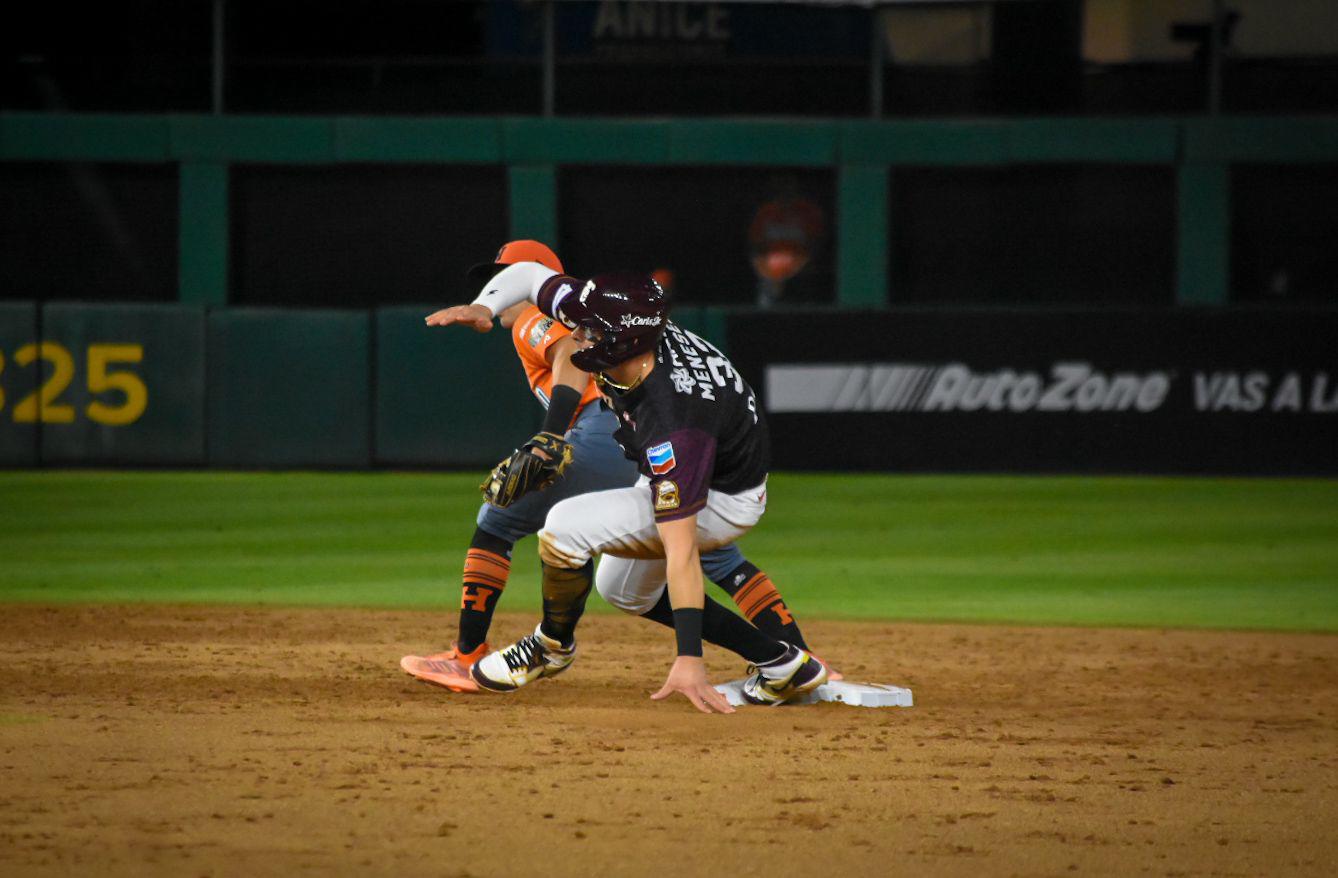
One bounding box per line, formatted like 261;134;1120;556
538;477;768;615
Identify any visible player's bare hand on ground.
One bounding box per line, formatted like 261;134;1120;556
424;304;493;332
650;656;735;714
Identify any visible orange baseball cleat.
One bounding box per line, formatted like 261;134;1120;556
400;642;490;693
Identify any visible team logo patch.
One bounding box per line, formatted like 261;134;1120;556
527;316;555;348
654;480;680;512
646;441;676;475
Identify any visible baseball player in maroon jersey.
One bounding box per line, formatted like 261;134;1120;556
403;241;829;697
428;262;829;712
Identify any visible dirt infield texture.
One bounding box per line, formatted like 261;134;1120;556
1;605;1335;878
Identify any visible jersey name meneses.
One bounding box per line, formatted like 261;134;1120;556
603;321;770;523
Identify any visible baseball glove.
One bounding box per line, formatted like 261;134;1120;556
481;431;574;507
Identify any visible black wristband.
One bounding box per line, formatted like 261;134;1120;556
672;607;704;658
542;384;583;435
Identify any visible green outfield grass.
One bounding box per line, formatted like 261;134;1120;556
1;470;1335;631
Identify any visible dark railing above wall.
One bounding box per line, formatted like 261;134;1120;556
2;113;1338;311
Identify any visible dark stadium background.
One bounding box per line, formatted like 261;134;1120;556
2;0;1335;473
2;8;1336;876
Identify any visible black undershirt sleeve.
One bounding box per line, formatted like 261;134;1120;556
542;384;583;435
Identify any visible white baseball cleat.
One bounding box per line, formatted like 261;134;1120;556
470;623;576;692
740;643;829;706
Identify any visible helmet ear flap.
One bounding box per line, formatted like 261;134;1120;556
570;330;661;373
570;344;611;372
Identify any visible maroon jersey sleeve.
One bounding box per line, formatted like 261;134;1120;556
535;274;586;327
643;428;716;522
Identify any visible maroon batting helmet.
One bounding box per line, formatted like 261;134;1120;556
554;273;669;372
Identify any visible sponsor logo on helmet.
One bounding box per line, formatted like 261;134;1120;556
620;314;662;327
647;441;677;475
766;362;1172;413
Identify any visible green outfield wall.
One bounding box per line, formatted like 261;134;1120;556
206;309;372;468
0;303;540;469
3;113;1338;308
0;303;39;466
2;300;1334;473
374;307;540;466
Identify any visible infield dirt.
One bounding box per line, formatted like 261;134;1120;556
1;605;1335;877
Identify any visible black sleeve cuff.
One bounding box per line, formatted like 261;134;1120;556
672;607;704;658
542;384;583;435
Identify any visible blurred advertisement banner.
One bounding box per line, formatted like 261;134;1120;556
728;308;1338;475
486;1;866;61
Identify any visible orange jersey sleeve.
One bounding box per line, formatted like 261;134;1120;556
510;305;602;418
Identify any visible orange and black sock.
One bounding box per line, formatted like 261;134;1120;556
456;528;513;653
714;561;809;651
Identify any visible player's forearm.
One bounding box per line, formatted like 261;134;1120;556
665;551;704;611
667;557;705;658
541;338;588;435
471;262;557;316
659;516;705;657
548;338;587;395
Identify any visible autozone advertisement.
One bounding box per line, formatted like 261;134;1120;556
724;308;1338;474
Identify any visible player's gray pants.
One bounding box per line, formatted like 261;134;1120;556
476;403;745;581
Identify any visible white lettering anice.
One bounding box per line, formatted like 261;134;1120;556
593;2;730;41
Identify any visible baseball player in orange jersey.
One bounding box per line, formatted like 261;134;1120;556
401;241;827;693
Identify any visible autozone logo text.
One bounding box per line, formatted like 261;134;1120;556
766;362;1172;413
